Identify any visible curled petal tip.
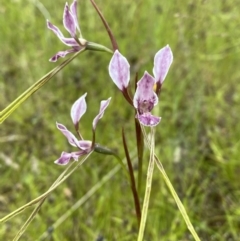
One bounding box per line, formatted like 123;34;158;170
92;97;111;131
54;152;72;165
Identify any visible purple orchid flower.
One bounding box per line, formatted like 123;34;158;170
108;45;173;127
47;0;87;62
55;93;111;165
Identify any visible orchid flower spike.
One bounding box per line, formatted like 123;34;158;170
55;93;111;165
47;0;87;62
108;45;173;126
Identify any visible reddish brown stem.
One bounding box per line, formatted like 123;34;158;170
90;0;119;51
122;127;141;226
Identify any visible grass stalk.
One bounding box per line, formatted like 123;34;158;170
0;152;92;225
137;127;155;241
141;125;201;241
37;164;121;241
12;151;93;240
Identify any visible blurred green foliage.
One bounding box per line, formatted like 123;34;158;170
0;0;240;240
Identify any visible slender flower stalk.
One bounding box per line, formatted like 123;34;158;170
11;152;93;241
89;0;119;51
140;125;201;241
137;127;155;241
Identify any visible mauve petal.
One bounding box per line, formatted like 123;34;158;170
70;0;80;32
54;152;72;165
71;93;87;126
47;20;78;46
47;21;79;47
49;49;76;62
54;151;83;165
56;122;80;148
133;71;158;112
61;37;80;46
78;140;92;150
92;97;111;130
63;3;76;37
153;45;173;85
108;50;130;91
47;20;64;38
137;113;161;127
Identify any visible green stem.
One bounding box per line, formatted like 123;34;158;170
137;127;155;241
37;164;121;241
0;50;84;124
140;125;201;241
86;42;113;53
154;158;201;241
13;197;47;241
0;152;92;224
0;42;112;124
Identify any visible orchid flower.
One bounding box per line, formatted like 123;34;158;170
47;0;87;62
108;45;173;126
55;93;111;165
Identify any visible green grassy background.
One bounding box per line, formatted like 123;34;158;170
1;0;240;240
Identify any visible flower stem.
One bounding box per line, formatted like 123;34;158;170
140;125;201;241
122;128;141;226
135;118;144;194
154;158;201;241
0;50;84;124
37;164;121;241
0;152;92;224
89;0;119;51
137;127;155;241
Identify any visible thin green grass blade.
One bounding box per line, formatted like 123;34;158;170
0;151;92;224
37;164;121;241
0;50;84;124
12;151;93;241
140;125;201;241
0;42;112;124
137;127;155;241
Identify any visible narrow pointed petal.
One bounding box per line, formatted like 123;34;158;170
153;45;173;85
54;152;73;165
47;20;79;47
137;113;161;127
61;37;80;46
133;71;158;112
63;3;76;37
70;0;80;32
47;20;64;38
92;97;111;130
56;122;80;148
109;50;130;91
71;93;87;126
49;49;76;62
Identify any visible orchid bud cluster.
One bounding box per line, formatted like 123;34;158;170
47;0;173;165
